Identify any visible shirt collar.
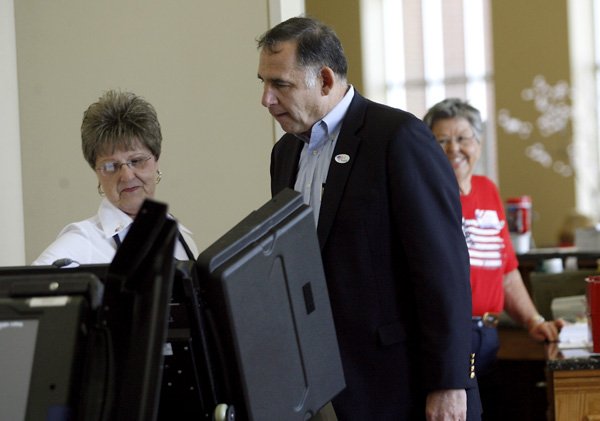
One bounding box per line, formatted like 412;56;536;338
98;198;194;237
98;198;134;239
296;85;355;151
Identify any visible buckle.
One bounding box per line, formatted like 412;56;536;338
481;312;499;328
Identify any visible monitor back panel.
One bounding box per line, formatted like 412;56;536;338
204;204;345;421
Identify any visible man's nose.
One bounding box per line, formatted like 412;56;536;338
261;86;277;108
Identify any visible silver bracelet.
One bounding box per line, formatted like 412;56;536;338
527;314;545;330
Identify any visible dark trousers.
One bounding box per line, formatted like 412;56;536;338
471;320;500;420
471;321;500;377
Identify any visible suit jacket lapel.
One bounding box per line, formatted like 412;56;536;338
271;134;304;195
317;93;368;249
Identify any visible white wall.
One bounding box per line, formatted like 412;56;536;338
14;1;291;262
0;0;25;265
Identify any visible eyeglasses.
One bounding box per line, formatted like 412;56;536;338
436;134;478;148
95;155;153;176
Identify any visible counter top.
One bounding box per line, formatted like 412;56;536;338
518;247;600;261
547;355;600;371
546;338;600;370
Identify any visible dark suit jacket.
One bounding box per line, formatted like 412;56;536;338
271;93;481;420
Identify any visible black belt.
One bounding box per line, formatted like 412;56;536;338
472;312;500;328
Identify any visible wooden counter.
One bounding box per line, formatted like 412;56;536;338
547;349;600;421
495;328;600;420
498;325;546;361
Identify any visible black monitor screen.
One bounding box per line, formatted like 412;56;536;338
0;319;38;420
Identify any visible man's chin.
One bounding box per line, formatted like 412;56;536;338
277;122;305;136
275;119;292;132
278;124;297;135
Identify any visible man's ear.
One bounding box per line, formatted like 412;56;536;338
320;67;335;95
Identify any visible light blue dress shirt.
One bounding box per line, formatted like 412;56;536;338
294;86;355;224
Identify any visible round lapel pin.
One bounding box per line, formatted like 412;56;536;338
335;154;350;164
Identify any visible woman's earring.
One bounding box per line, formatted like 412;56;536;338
156;170;163;184
97;183;105;196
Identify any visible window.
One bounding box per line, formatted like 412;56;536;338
371;0;495;178
568;0;600;219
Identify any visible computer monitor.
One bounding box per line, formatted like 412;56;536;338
101;199;178;421
0;199;178;421
0;272;103;421
196;188;345;421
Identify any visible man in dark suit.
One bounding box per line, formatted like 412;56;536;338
257;17;480;421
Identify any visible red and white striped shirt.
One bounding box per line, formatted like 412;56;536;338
460;176;518;315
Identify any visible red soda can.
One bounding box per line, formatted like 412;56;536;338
506;196;532;234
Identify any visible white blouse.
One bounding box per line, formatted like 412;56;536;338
33;198;199;266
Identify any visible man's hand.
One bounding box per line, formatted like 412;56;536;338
425;389;467;421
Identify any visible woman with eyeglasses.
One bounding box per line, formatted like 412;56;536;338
423;98;564;394
33;90;198;265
